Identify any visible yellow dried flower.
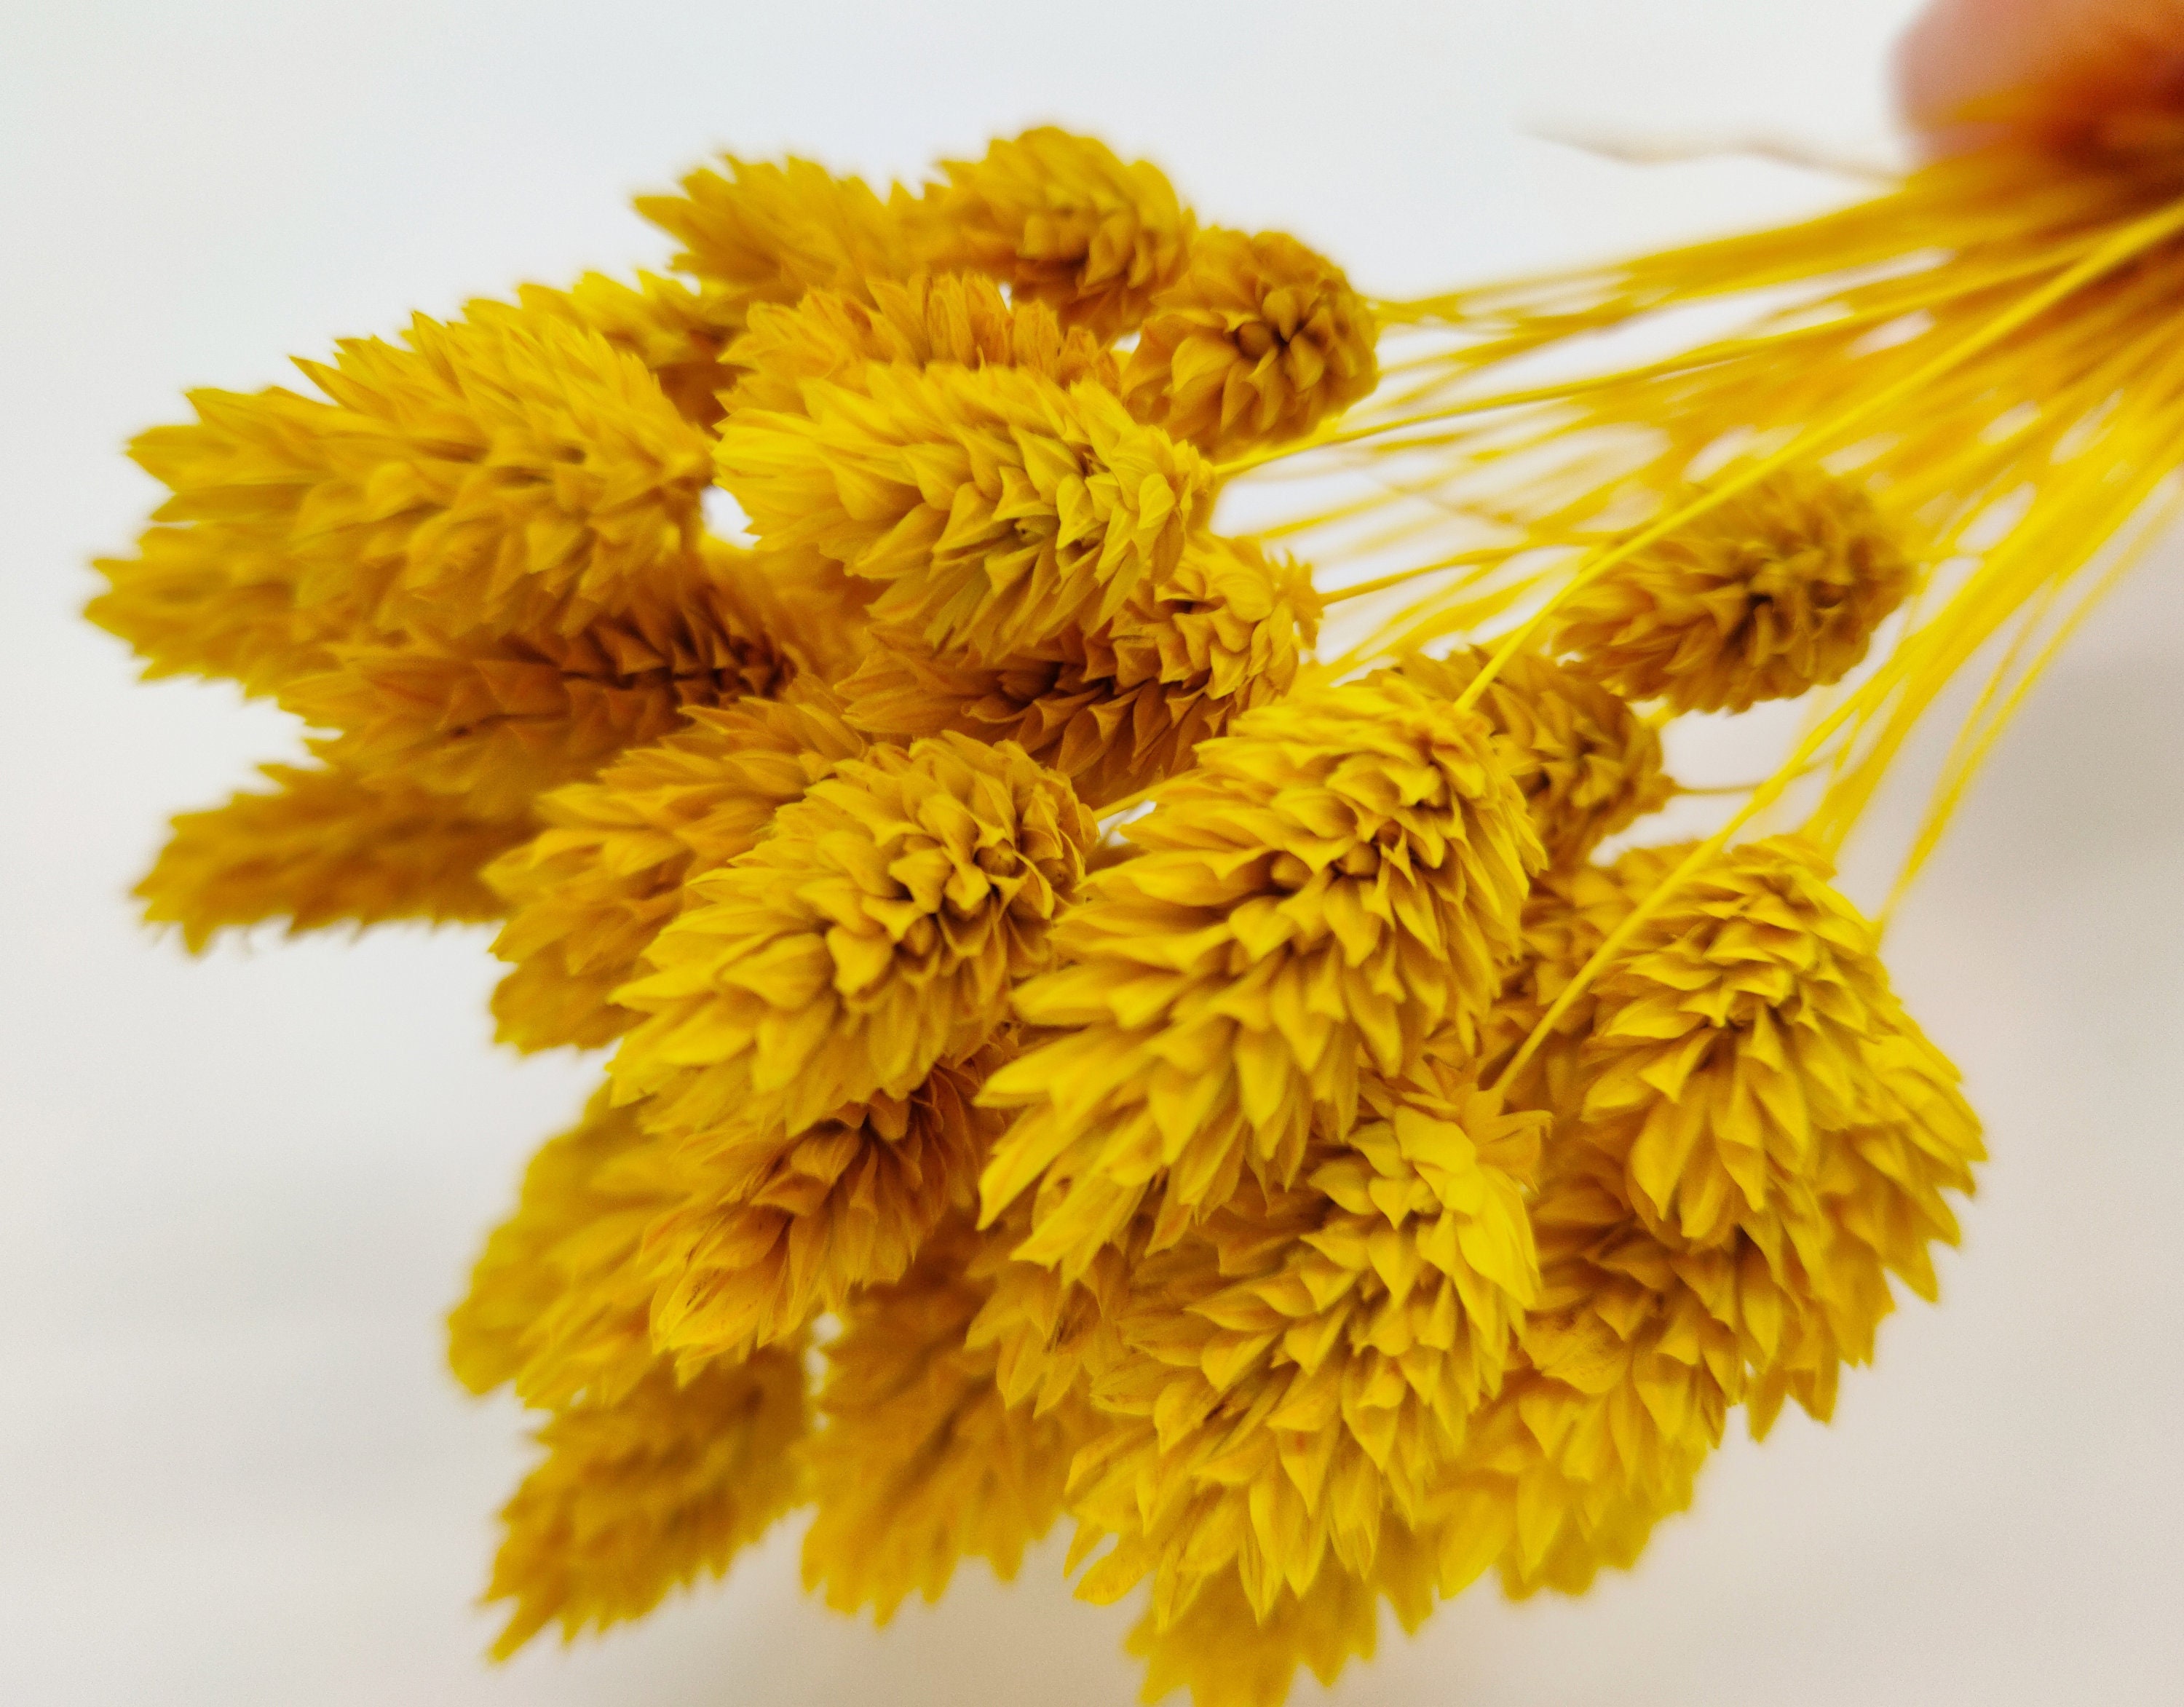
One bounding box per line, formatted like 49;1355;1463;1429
1428;840;1981;1601
637;154;914;325
1551;466;1916;715
1604;840;1982;1407
513;271;745;429
447;1087;678;1411
331;301;717;638
485;686;865;1053
963;1193;1139;1417
717;360;1212;660
1397;647;1671;868
1123;229;1379;460
90;388;366;698
1479;858;1634;1117
727;271;1120;417
1434;1178;1736;1599
917;127;1195;339
1125;1532;1436;1707
484;1344;807;1658
643;1045;1008;1364
842;534;1321;809
1067;1066;1541;1621
138;761;526;949
801;1215;1096;1620
981;673;1543;1274
611;733;1094;1141
90;515;344;701
100;304;714;666
1578;836;1977;1253
280;541;818;823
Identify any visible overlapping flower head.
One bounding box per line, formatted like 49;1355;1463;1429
96;122;1987;1707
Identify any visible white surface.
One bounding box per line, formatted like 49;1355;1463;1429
4;2;2180;1703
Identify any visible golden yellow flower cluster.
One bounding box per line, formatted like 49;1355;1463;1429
98;124;1994;1707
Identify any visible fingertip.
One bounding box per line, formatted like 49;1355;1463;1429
1896;0;2184;149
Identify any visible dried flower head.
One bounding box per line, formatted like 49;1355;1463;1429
513;271;746;430
981;672;1543;1277
1435;1156;1738;1600
484;1344;807;1658
800;1215;1095;1620
486;687;865;1052
447;1087;677;1411
1124;229;1379;460
718;360;1213;660
280;540;820;823
1125;1529;1437;1707
636;154;914;325
137;761;525;949
1552;466;1916;715
100;304;714;655
644;1046;1010;1364
1067;1065;1542;1623
1479;858;1634;1118
89;504;346;702
727;271;1120;416
1397;647;1671;867
842;533;1320;808
611;733;1094;1142
917;127;1195;338
1578;836;1977;1252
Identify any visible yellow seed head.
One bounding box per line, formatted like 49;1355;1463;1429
1065;1061;1540;1622
485;685;866;1053
801;1215;1096;1621
1124;228;1379;460
727;271;1120;417
718;360;1213;662
137;761;525;951
484;1345;807;1658
319;304;718;638
89;513;344;700
917;127;1195;339
1553;467;1916;715
280;540;818;824
1580;836;1978;1253
642;1044;1010;1364
636;154;914;322
108;304;714;655
1397;646;1671;867
842;533;1321;809
90;387;363;698
611;733;1094;1141
980;672;1545;1275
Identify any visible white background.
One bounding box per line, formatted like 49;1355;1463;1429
3;2;2180;1703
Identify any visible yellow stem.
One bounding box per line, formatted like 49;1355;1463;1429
1451;191;2184;719
1319;550;1519;606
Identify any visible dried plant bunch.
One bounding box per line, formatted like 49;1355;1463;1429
98;113;2075;1707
